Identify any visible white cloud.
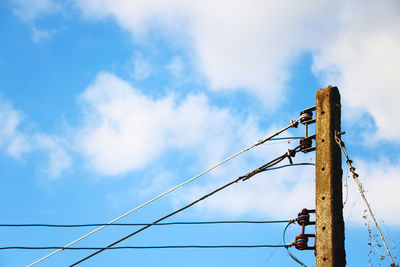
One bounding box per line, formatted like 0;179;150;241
77;72;260;175
75;0;343;107
75;0;186;35
0;97;30;158
11;0;61;21
77;72;173;175
187;1;343;104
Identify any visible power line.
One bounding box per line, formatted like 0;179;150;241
70;145;302;266
0;220;291;228
29;118;300;266
0;245;289;250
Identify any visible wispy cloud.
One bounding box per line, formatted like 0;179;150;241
31;26;56;43
34;134;71;178
11;0;61;21
0;97;30;158
0;96;70;178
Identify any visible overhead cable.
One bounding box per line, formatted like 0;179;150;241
2;244;288;251
335;132;396;267
70;145;302;266
28;118;300;267
0;220;290;228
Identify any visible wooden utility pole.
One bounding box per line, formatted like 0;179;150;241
315;87;346;266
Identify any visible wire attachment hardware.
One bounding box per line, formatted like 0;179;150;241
300;107;316;127
286;149;296;164
295;234;315;250
299;107;316;154
289;120;299;128
295;208;315;251
300;134;316;153
297;208;316;226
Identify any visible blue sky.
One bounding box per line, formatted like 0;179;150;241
0;0;399;266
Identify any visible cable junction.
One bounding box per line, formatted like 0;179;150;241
28;118;300;267
70;144;303;266
335;131;396;267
